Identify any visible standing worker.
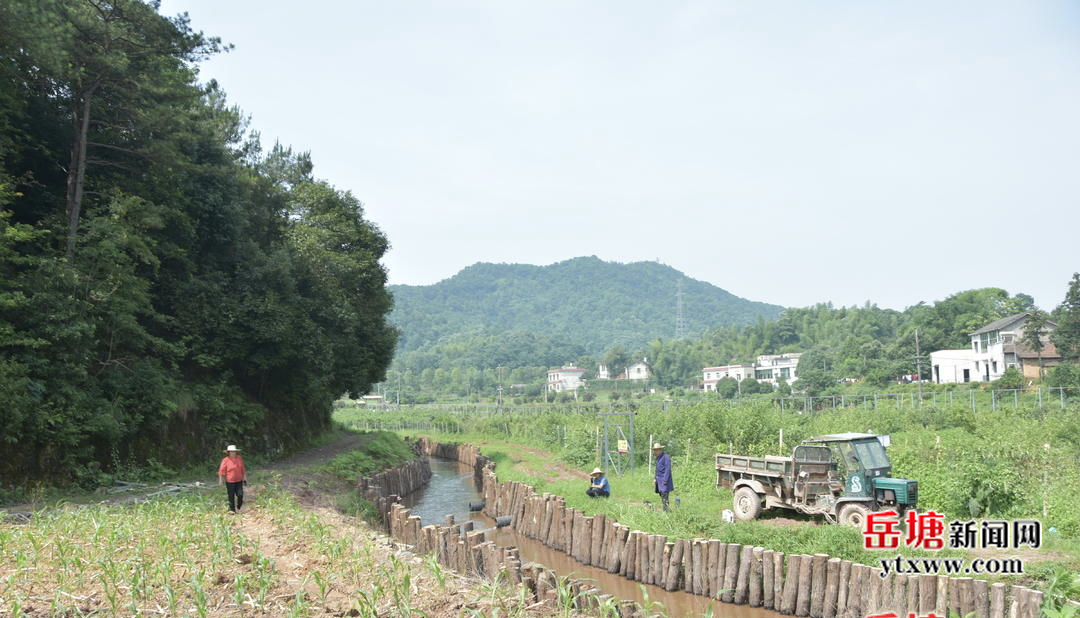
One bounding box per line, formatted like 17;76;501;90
586;467;610;498
218;445;247;514
653;442;673;511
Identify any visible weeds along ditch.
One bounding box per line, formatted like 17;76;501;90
336;400;1080;595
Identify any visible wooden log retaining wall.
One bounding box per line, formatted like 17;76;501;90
397;440;1047;618
357;456;432;532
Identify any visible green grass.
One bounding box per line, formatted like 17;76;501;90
334;402;1080;596
318;430;417;481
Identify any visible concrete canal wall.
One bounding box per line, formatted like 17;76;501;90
363;438;1046;618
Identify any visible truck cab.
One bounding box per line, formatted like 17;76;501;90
804;433;918;525
716;432;918;525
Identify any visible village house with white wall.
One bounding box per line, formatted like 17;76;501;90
547;365;586;392
930;313;1060;383
702;353;802;391
702;364;754;391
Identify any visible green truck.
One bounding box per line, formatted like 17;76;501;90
715;433;918;526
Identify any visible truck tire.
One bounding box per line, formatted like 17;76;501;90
733;487;762;521
838;502;869;527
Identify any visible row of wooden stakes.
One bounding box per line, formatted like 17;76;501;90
383;502;652;618
423;439;1048;618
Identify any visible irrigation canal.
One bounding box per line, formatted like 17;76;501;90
403;457;783;618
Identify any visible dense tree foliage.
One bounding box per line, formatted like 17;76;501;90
640;288;1041;390
388;284;1054;399
390;256;785;356
1052;273;1080;361
0;0;396;484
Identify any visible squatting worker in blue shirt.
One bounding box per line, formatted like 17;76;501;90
587;467;610;497
653;442;674;511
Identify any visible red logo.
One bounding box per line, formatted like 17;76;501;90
863;510;900;549
905;510;945;550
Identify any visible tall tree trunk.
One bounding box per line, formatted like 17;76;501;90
65;87;95;262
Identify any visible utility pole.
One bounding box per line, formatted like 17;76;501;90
915;329;923;406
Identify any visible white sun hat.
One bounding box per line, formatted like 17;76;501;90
224;445;240;452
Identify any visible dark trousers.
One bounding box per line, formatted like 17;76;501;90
586;488;610;498
226;481;244;512
659;491;670;511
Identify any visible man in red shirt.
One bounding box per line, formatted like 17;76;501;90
218;445;247;513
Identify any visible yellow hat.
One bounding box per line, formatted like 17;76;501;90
652;443;664;450
591;467;603;476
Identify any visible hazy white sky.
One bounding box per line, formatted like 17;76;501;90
162;1;1079;311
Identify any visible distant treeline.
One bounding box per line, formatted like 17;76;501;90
0;1;396;485
387;283;1080;400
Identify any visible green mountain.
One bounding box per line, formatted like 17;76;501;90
389;256;785;359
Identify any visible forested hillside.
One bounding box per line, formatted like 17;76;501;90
385;283;1080;401
391;256;784;358
0;1;396;485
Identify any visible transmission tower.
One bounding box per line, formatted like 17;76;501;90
675;279;686;339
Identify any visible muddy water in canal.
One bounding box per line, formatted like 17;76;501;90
404;458;784;618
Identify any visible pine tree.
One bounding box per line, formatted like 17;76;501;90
1051;273;1080;361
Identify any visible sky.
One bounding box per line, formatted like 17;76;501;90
161;1;1080;311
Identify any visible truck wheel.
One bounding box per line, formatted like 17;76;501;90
838;502;869;527
733;487;762;521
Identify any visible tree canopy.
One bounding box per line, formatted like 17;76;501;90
0;0;396;485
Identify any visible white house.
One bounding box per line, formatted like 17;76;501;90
753;353;802;385
931;313;1060;383
547;365;586;392
702;365;755;391
929;349;978;384
596;363;610;380
621;360;650;381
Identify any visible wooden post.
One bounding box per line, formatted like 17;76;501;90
809;554;828;618
591;514;606;567
714;542;730;600
795;554;812;617
989;583;1006;618
842;564;863;618
937;575;950;616
704;540;720;597
722;543;741;603
694;540;708;595
972;580;990;618
905;574;919;616
949;577;964;618
749;547;765;608
919;574;936;613
654;535;668;588
763;549;777;609
623;531;638;580
609;526;628;574
885;573;901;614
652;540;669;587
780;554;801;615
823;558;840;618
581;516;593;565
957;578;975;618
774;553;786;609
835;561;851;618
665;538;686;592
637;533;649;583
867;568;882;613
735;544;754;604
